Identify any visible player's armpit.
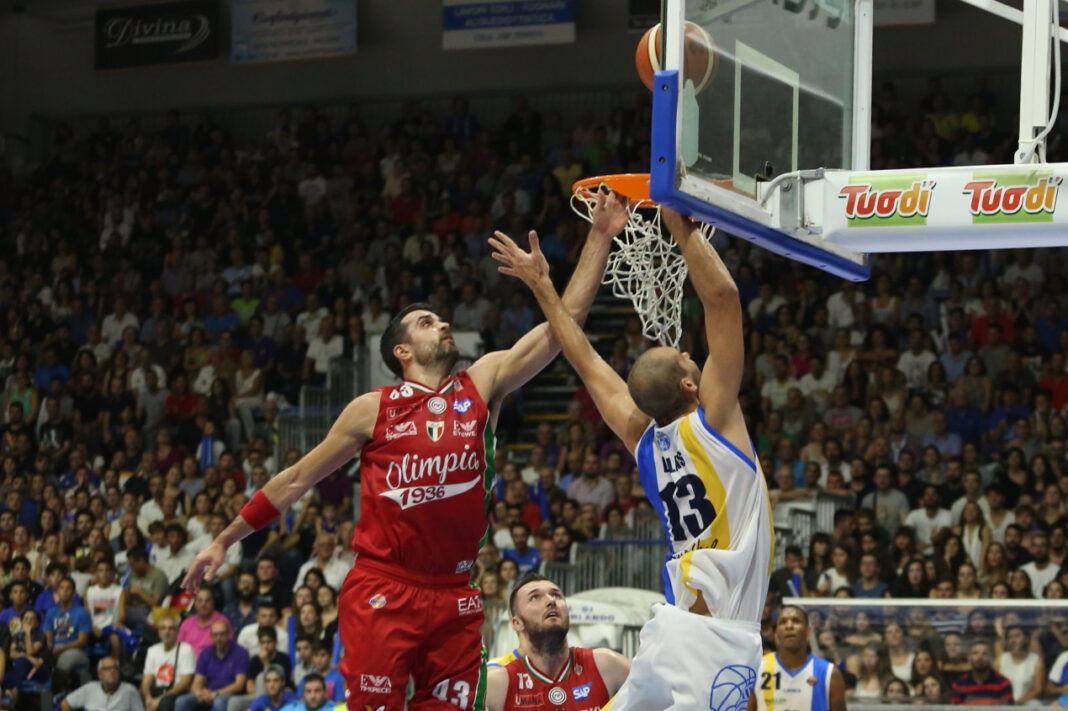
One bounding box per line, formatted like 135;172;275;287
592;647;632;697
483;665;509;711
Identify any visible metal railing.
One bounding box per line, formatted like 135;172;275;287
277;354;369;457
544;539;665;596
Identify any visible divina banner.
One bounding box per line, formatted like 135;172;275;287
95;0;220;69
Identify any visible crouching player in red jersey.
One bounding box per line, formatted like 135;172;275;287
485;573;630;711
181;193;629;711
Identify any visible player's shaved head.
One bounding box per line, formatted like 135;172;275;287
627;347;694;425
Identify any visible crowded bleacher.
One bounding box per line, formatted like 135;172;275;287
1;79;1068;708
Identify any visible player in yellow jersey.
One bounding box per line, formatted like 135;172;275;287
491;208;771;711
749;606;846;711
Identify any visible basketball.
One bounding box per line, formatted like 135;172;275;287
635;21;719;93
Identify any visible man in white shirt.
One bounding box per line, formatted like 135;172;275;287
155;525;196;585
130;351;168;394
303;321;343;384
360;295;390;335
761;355;800;412
295;294;328;340
950;471;992;523
897;329;937;390
903;485;954;554
826;282;859;329
747;283;785;322
102;297;140;346
292;534;348;592
237;605;289;657
142;616;195;711
798;354;836;411
260;295;292;344
1020;530;1059;598
62;658;143;711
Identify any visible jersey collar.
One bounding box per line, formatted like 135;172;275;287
523;648;573;685
403;377;456;394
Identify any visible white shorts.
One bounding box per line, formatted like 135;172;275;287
606;603;761;711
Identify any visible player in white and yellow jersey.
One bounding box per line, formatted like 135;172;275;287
749;606;846;711
491;206;771;711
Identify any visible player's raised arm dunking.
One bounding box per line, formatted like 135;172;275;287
492;207;772;711
182;192;629;711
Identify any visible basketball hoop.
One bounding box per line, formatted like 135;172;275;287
570;173;714;349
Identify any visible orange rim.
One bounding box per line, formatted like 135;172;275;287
572;173;655;207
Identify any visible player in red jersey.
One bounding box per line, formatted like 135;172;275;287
181;192;629;711
485;573;629;711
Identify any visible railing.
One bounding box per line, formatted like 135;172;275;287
277;353;369;457
543;539;666;597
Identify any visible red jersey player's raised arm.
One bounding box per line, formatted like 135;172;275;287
467;190;628;424
181;391;379;592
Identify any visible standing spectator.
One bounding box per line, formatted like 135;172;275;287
565;453;614;512
949;641;1013;705
179;590;233;659
176;622;248;711
61;658;143;711
142;616;195;711
44;577;92;691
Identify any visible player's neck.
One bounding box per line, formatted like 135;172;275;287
401;364;451;390
776;647;810;672
526;643;571;681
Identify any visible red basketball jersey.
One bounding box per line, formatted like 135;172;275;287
503;647;610;711
351;370;494;577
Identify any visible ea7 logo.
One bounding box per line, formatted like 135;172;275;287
458;595;482;616
453;420;478;438
427;420;445;442
385;421;416;441
360;674;391;694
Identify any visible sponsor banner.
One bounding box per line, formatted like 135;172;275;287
95;0;219;70
443;0;575;50
873;0;935;26
823;165;1068;252
232;0;356;64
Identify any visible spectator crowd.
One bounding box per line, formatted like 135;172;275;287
0;77;1067;709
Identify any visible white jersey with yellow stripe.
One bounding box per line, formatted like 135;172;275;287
634;406;773;622
755;653;833;711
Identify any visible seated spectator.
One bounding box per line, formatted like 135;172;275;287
226;627;291;711
282;673;331;711
224;572;259;634
295;644;344;704
180;590;233;659
565;453;614;512
247;667;296;711
125;548;169;628
292;534;347;593
903;485;953;554
177;622;249;711
949;641;1013;705
3;608;47;695
85;559;128;659
1019;529;1058;598
860;465;908;535
61;657;143;711
501;522;540;576
997;624;1044;705
44;576;91;691
290;637;315;687
237;605;288;657
850;553;889;598
142;615;195;711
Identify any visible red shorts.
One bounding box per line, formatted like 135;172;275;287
338;558;486;711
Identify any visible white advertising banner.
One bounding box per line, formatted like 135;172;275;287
443;0;576;50
231;0;356;64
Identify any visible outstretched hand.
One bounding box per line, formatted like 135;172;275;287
489;230;551;289
181;541;226;594
590;189;631;239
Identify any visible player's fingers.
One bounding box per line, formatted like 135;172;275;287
490;251;513;265
594;190;607;212
202;558;221;583
492;230;517;248
529;233;542;254
181;564;202;593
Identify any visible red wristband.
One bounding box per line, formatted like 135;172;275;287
240;491;281;531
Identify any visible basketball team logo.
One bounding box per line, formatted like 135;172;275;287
709;665;756;711
656;432;671;452
547;687;567;705
427;396;447;414
368;594;387;609
427;420;445;442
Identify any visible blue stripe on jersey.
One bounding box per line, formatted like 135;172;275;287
811;656;829;711
636;426;676;604
695;406;757;471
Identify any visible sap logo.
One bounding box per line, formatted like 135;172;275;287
385;421;416;441
458;595;482;616
453;398;472;414
427;420;445;442
360;674;392;694
573;683;592;700
655;432;671;452
455;559;474;574
453;420;478;438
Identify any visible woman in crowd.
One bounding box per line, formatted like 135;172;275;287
939;633;970;676
853;643;894;699
958;356;992;412
884;622;914;682
804;533;832;594
818;544;855;597
844;611;882;648
1009;568;1035;599
979;541;1009;591
890;558;929;598
956;561;984;600
317;585;338;642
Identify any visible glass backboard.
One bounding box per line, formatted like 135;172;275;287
650;0;873;280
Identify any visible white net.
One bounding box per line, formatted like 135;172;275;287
571;187;714;349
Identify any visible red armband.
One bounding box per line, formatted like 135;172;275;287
240;491;280;531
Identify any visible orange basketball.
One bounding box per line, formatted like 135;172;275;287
636;21;719;93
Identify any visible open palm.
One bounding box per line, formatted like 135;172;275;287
488;230;550;288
